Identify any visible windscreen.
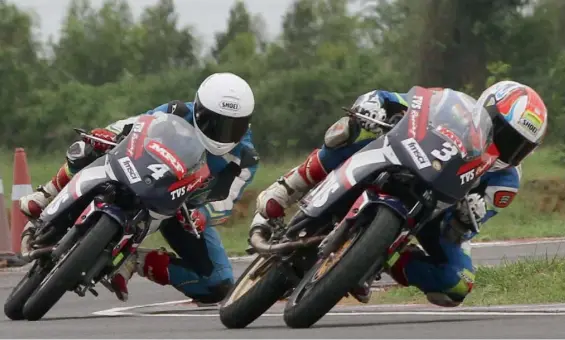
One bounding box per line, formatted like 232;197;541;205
141;112;206;180
427;89;493;161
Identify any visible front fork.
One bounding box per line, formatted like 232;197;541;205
68;197;148;296
317;174;436;288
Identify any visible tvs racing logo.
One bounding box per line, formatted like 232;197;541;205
146;141;187;179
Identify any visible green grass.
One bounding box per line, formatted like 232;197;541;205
366;256;565;306
1;146;564;255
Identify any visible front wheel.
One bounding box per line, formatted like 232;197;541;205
219;256;290;329
283;206;402;328
3;262;47;320
22;215;120;321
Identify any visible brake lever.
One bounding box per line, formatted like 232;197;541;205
180;204;201;239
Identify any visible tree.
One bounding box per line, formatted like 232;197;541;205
0;0;48;146
211;0;265;61
135;0;198;74
52;0;138;85
269;0;360;70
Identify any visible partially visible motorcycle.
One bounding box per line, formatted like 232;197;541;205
4;112;212;321
219;87;498;329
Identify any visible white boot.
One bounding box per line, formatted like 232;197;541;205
19;182;59;219
20;165;72;219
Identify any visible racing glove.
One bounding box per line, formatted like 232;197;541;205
83;128;117;152
446;193;487;242
176;205;207;236
351;92;390;135
455;193;487;229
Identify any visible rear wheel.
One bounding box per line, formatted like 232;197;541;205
3;262;47;320
283;206;402;328
219;256;290;329
22;215;120;321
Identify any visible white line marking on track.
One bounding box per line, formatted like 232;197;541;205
226;238;565;261
470;238;565;248
94;309;565;318
92;300;565;318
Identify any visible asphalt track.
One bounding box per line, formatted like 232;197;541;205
2;238;565;338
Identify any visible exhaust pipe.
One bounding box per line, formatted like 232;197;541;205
20;246;53;263
249;231;325;254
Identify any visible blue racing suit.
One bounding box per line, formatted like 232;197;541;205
105;100;259;302
316;90;521;305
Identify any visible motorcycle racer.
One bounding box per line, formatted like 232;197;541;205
19;72;259;305
253;81;548;307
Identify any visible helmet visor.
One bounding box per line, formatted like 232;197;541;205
194;96;250;144
493;116;538;166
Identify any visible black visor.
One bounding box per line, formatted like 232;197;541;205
492;116;538;166
193;96;250;144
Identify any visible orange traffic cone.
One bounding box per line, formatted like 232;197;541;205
0;175;15;268
10;148;33;255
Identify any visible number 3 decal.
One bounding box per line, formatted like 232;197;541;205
431;142;458;162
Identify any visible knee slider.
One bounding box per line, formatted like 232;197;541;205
426;267;474;307
66;141;97;170
426;292;464;307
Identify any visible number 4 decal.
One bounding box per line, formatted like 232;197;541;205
431;142;458;162
148;164;169;180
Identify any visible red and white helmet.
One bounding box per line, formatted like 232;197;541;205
476;81;548;166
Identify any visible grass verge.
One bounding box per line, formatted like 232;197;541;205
364;256;565;306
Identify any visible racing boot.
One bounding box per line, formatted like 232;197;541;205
110;248;170;302
19;164;72;219
256;149;328;219
384;243;464;306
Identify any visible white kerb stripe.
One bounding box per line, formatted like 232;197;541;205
12;184;33;201
0;179;3;195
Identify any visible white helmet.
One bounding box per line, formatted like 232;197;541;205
193;72;255;156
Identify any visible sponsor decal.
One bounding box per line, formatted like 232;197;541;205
519;110;543;136
127;116;154;159
459;169;475;185
493;190;516;208
118;157;141;184
406;87;432;141
168;164;211;200
401;138;431;170
220;101;240;111
436;126;467;157
146;141;187;180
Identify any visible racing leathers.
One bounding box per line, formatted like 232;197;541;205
20;100;259;304
255;89;521;307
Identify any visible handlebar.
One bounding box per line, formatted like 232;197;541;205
341;107;395;130
73;128;118;147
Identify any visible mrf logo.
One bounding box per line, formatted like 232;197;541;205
146;141;186;179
